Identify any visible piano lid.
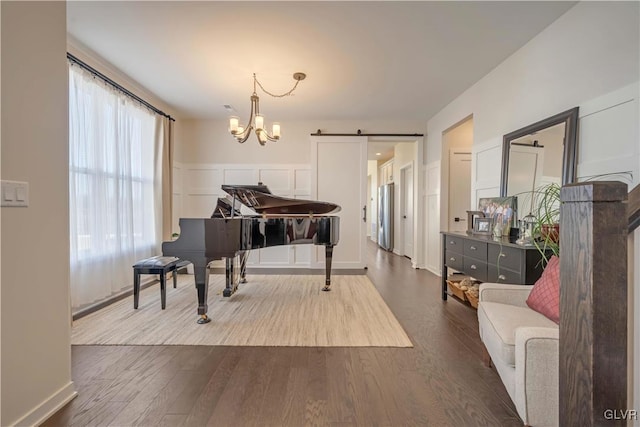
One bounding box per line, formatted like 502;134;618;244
221;184;341;215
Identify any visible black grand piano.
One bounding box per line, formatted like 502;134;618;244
162;184;340;323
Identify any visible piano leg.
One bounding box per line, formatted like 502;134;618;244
323;245;334;291
239;251;248;284
193;264;211;324
223;256;240;297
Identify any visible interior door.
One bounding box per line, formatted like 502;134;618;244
448;150;472;231
311;136;367;269
401;164;414;259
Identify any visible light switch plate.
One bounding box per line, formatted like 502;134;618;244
1;180;29;207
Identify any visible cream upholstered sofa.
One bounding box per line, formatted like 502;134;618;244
477;283;559;427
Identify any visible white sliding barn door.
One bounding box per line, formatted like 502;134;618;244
311;136;367;269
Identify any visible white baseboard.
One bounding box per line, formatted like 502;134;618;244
13;381;76;427
425;265;441;276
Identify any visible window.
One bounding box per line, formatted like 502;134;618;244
69;62;161;310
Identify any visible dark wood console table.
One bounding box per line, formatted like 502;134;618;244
440;231;546;300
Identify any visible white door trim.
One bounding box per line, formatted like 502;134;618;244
399;161;415;260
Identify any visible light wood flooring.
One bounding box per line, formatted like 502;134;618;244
43;242;521;426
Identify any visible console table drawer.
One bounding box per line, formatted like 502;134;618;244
444;250;464;271
488;265;524;284
464;258;488;282
445;235;464;254
464;240;487;260
488;244;522;272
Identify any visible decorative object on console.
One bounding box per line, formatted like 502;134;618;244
466;210;485;234
472;216;493;235
228;72;306;145
477;196;517;236
516;213;537;246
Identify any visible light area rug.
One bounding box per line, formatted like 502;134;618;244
71;274;413;347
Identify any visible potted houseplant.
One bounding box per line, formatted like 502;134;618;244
530;182;560;264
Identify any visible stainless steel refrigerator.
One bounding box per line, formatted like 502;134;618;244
378;183;394;251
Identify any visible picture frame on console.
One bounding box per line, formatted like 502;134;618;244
473;217;493;235
478;196;518;234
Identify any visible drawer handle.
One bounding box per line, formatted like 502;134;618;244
470;245;477;250
470;264;477;270
498;274;506;281
449;257;456;262
499;253;506;258
449;241;456;245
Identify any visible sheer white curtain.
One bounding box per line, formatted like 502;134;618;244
69;63;162;310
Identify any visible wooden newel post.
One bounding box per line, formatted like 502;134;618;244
559;181;628;426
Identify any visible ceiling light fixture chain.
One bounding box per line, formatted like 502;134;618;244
254;72;306;98
228;72;306;146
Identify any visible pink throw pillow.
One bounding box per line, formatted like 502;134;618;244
526;255;560;324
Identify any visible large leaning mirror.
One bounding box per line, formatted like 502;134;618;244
500;107;579;215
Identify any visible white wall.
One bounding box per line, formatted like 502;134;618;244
423;1;639;418
1;2;76;425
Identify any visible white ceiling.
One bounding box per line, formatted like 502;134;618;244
67;1;575;122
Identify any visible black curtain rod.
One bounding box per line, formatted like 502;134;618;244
67;53;176;122
310;131;423;137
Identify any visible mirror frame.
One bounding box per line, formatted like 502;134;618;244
500;107;579;197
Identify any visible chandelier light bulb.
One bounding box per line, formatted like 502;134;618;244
272;123;281;139
229;116;239;134
255;114;264;131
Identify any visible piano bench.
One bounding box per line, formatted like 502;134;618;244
133;256;181;310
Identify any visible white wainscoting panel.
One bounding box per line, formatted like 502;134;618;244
426;194;441;274
187;168;222;194
223;168;258;186
259;169;290;194
425;161;441;274
472;139;502;208
295;169;311;196
577;83;639;183
426;161;440;194
171;194;182;235
172;162;184;234
187;194;219;218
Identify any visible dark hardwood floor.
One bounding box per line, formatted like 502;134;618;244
43;242;521;426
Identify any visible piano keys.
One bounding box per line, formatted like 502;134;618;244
162;184;340;324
